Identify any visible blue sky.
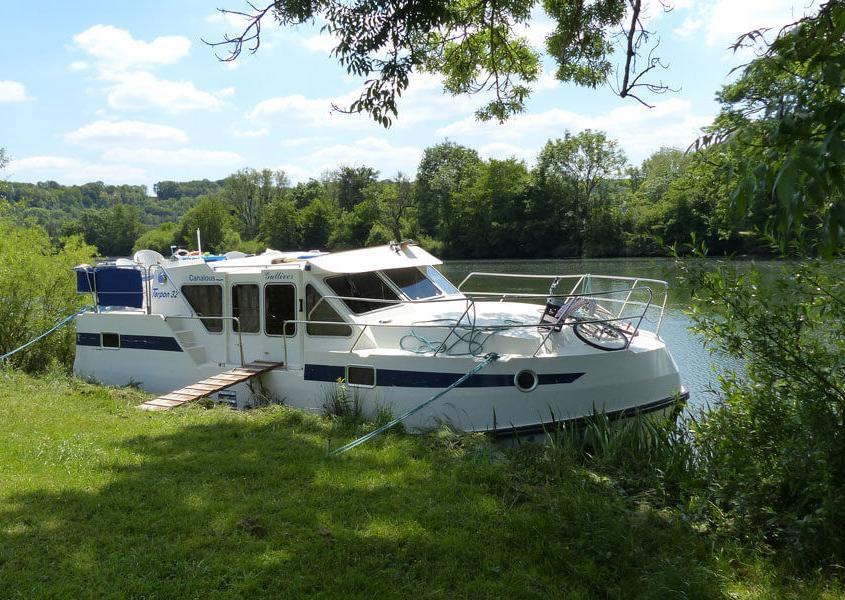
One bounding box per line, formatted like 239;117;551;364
0;0;819;191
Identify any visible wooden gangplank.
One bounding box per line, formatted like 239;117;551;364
138;360;282;411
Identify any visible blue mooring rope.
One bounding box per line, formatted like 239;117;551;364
0;306;91;363
329;352;500;456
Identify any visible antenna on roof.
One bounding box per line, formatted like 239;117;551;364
196;228;202;255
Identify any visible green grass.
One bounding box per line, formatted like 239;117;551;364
0;369;841;599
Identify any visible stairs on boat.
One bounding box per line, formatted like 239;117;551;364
138;360;283;411
171;328;207;364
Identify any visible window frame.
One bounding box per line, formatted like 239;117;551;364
263;282;297;337
380;266;446;301
323;272;402;315
101;332;120;349
231;283;261;335
181;284;224;334
346;365;376;388
305;283;353;337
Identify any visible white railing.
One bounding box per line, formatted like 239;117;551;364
292;280;660;364
457;272;670;335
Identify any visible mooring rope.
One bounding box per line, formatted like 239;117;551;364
329;352;500;456
0;306;92;363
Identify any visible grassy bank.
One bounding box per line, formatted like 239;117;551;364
0;370;840;599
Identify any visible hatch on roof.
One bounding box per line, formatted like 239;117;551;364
306;243;441;274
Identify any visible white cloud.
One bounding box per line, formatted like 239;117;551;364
278;137;422;181
248;72;478;130
72;25;190;70
0;80;31;103
232;127;269;138
105;71;226;112
70;25;224;113
700;0;819;48
8;155;147;184
437;98;712;165
300;33;337;53
477;142;535;162
205;10;253;29
249;90;368;128
674;17;702;38
280;136;324;147
65;120;188;146
101;147;243;167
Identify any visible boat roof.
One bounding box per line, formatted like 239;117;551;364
306;243;441;274
162;243;442;274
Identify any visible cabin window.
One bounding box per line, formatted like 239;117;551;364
232;284;260;333
265;284;296;336
347;365;375;388
101;332;120;348
324;272;399;314
181;285;223;332
305;284;352;336
382;267;442;300
425;266;461;296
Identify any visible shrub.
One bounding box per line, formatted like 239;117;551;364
682;258;845;567
0;215;96;372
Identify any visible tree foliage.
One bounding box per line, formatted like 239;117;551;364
0;215;95;372
209;0;671;125
681;258;845;567
703;0;845;254
224;168;289;240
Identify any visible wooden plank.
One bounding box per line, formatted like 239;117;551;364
138;361;284;411
143;398;186;408
183;384;219;392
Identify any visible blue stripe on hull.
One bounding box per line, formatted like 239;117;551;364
304;363;583;388
77;333;100;346
76;333;183;352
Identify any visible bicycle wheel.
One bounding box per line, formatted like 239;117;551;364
573;320;629;351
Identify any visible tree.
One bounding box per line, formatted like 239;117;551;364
701;0;845;254
415;142;482;237
299;198;336;250
535;130;627;255
153;180;180;200
0;147;8;172
224;168;288;240
178;197;233;253
260;198;301;250
364;174;415;242
75;204;144;257
209;0;671;125
0;216;95;372
133;222;179;255
635;147;689;203
327;166;378;211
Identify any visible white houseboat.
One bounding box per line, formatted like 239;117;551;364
73;242;686;435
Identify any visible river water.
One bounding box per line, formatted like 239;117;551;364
440;257;759;412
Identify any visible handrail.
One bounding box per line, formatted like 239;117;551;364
310;285;656;355
457;271;669;289
286;305;651;359
164;315;244;366
457;271;668;338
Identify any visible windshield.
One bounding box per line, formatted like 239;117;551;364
325;272;400;313
382;267;442;300
424;266;461;296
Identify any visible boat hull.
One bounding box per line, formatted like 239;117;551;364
74;314;684;433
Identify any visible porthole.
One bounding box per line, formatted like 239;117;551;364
514;369;538;392
101;332;120;349
347;365;376;388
